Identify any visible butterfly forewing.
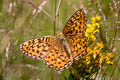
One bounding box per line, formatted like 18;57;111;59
20;36;56;60
63;9;87;36
63;9;87;60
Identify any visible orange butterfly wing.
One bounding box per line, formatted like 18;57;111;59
63;9;87;60
20;36;73;71
44;41;73;71
20;36;56;60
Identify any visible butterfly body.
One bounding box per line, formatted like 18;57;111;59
20;9;87;71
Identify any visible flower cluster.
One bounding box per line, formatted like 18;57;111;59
103;52;114;65
72;16;114;79
85;16;101;41
84;16;114;66
84;42;114;66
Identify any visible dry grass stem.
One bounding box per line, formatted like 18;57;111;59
5;42;10;61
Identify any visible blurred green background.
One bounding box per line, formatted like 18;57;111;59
0;0;120;80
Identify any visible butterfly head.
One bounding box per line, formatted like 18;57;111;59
56;31;64;37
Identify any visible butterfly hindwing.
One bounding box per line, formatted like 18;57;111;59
44;41;73;71
69;37;87;60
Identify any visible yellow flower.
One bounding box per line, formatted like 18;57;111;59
93;29;99;34
104;56;109;61
86;16;101;41
91;17;96;23
100;57;103;63
107;53;114;59
106;61;113;65
91;35;96;40
92;24;96;28
96;16;101;21
95;23;100;28
87;27;94;33
87;24;92;28
85;32;89;37
97;42;104;49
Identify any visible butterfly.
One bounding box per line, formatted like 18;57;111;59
20;9;87;72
